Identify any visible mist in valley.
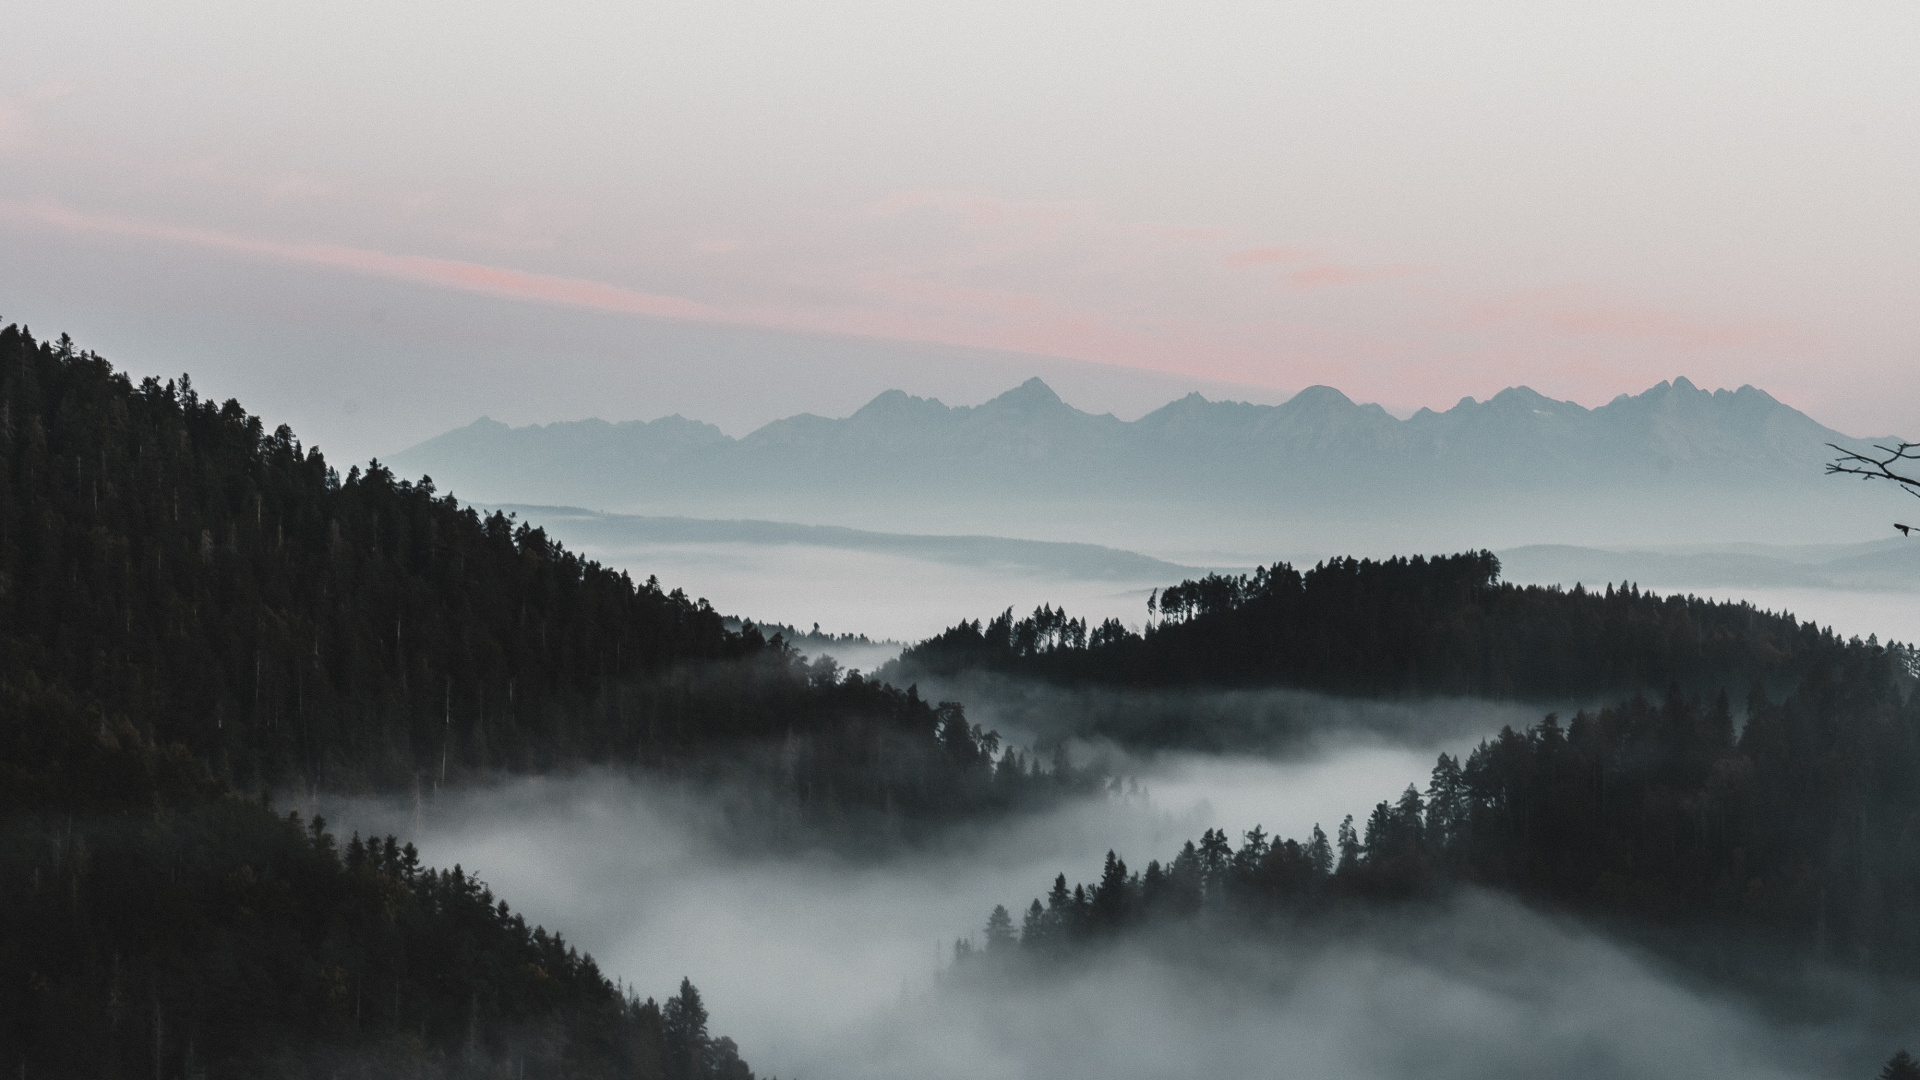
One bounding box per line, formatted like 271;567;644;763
305;509;1920;1078
315;691;1485;1073
504;500;1920;673
321;723;1912;1080
899;672;1571;756
15;4;1920;1074
320;531;1920;1078
506;517;1183;647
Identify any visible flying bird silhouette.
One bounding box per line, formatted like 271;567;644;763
1898;524;1912;536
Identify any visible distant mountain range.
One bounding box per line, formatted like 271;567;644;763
390;377;1902;551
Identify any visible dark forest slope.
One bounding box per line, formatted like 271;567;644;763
0;323;1053;822
968;654;1920;989
1;675;758;1079
0;322;1045;1079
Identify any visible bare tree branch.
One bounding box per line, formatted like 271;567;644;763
1827;441;1920;499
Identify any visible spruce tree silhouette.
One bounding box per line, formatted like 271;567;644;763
1881;1050;1920;1080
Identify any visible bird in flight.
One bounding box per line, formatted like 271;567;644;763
1898;524;1913;537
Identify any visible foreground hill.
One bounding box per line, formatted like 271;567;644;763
0;324;1052;824
388;376;1898;548
0;323;1047;1078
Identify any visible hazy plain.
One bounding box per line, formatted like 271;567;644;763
504;501;1920;652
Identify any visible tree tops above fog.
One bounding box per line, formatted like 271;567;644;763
968;657;1920;982
889;551;1910;707
0;323;1035;815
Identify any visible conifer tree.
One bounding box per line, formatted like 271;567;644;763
984;904;1016;952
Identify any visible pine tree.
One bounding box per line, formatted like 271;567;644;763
662;978;709;1080
1020;899;1048;948
984;904;1016;952
1336;815;1360;873
1307;824;1333;877
1090;851;1131;928
1883;1051;1920;1080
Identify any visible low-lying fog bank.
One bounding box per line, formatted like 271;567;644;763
320;727;1481;1074
305;694;1920;1079
879;892;1908;1080
516;535;1168;646
901;674;1570;756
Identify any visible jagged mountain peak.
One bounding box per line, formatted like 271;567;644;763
385;370;1869;515
850;387;951;421
980;377;1068;411
1486;386;1558;407
1282;385;1360;411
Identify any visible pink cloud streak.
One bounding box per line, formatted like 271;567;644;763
0;198;717;322
0;194;1813;422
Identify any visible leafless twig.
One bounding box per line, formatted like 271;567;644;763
1827;441;1920;498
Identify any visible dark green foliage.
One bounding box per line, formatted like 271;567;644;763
981;649;1920;975
0;323;1050;823
0;724;745;1079
890;554;1906;722
1882;1050;1920;1080
0;324;1074;1079
0;602;754;1078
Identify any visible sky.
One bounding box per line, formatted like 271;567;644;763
3;0;1916;462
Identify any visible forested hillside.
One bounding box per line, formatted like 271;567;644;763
1;676;758;1079
0;323;1060;1078
0;323;1055;821
965;643;1920;979
888;552;1911;728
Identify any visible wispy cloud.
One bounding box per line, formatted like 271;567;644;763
0;199;718;322
0;191;1808;423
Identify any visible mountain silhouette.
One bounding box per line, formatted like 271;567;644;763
388;377;1893;549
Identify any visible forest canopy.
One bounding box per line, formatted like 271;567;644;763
887;552;1911;712
967;650;1920;981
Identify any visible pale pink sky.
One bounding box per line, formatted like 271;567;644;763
2;0;1915;457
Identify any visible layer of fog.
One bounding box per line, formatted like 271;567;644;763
1501;536;1920;648
322;726;1479;1077
311;696;1909;1080
506;498;1920;657
864;893;1897;1080
312;513;1920;1075
533;538;1164;647
905;673;1568;757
